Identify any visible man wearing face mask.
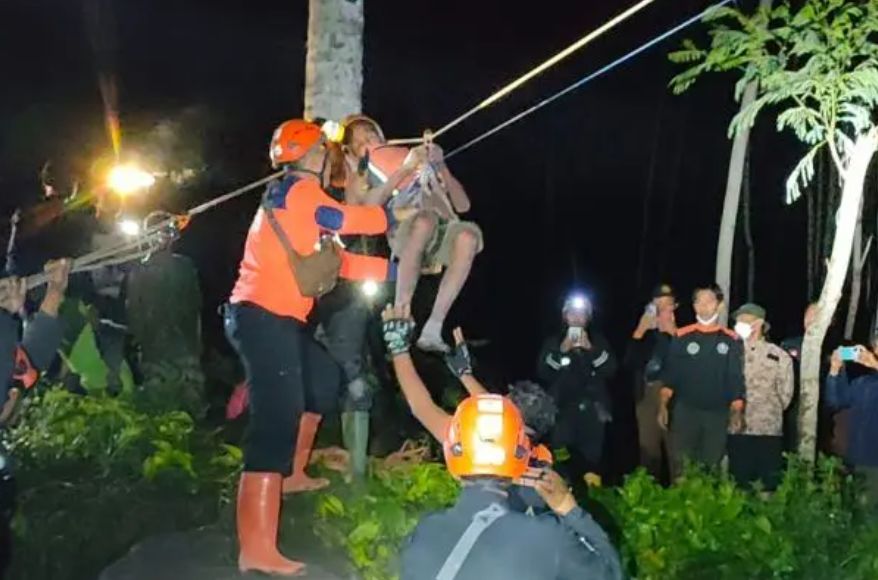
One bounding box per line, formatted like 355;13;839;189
728;304;794;493
626;283;678;481
538;293;617;482
657;283;745;478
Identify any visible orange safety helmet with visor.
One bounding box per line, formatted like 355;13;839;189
444;394;532;480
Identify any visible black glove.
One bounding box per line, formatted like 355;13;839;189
383;318;416;356
445;341;473;377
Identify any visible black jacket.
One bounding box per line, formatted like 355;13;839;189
537;330;617;415
401;485;624;580
659;324;745;411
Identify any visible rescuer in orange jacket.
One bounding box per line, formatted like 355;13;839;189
224;119;405;577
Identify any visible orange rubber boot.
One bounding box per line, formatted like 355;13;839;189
237;472;306;576
283;412;330;494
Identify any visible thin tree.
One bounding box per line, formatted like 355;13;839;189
741;149;756;303
714;0;774;324
844;197;872;340
670;0;878;460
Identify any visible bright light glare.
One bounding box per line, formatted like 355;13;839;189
118;219;141;237
362;280;379;298
571;296;586;310
108;165;155;195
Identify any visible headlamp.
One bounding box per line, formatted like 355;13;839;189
321;120;345;144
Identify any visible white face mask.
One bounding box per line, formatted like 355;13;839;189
734;321;753;340
696;313;719;326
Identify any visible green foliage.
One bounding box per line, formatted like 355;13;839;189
4;389;241;580
314;457;878;580
669;0;878;202
314;462;458;580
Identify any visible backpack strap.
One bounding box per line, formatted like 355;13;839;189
261;189;303;275
435;502;508;580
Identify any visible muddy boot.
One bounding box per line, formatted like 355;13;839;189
283;412;330;494
237;472;305;576
342;411;370;480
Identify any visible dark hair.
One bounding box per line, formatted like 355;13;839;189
692;283;724;303
507;381;556;443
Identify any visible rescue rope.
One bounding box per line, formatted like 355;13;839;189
444;0;734;160
22;170;285;290
387;0;658;146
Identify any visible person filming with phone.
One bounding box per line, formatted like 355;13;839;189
826;337;878;508
538;293;617;483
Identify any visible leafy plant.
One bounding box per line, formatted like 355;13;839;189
3;388;241;580
314;461;457;580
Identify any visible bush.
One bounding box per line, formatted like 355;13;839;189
314;461;458;580
3;389;240;580
314;457;878;580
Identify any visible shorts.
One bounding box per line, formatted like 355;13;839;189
727;434;783;491
389;209;483;269
224;302;343;474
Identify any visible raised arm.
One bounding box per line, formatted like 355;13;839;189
381;306;450;442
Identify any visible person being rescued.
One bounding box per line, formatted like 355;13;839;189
0;259;71;425
381;303;559;516
224;118;408;577
389;382;624;579
341;115;482;353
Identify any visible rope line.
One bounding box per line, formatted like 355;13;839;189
387;0;658;145
22;170;284;290
445;0;733;160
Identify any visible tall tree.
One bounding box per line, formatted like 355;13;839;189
671;0;878;460
304;0;369;478
714;0;774;325
304;0;364;122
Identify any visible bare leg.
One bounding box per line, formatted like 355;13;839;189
394;214;437;309
418;229;478;352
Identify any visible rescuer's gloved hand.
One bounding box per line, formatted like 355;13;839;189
444;327;473;377
381;304;416;357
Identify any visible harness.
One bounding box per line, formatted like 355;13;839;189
436;502;508;580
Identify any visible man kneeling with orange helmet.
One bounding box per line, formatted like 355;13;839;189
381;307;623;580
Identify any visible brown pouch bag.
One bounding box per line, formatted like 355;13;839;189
262;202;341;298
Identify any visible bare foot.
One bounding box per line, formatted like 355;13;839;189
310;447;349;473
239;553;306;576
282;473;330;494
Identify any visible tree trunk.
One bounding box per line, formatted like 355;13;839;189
304;0;364;121
844;197;871;340
799;129;878;461
742;150;755;302
807;157;817;299
715;0;773;324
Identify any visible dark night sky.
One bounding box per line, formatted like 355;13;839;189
0;0;813;380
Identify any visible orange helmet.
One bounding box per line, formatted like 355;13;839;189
341;114;386;144
269;119;324;168
444;395;532;480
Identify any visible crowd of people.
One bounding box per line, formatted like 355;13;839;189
3;111;878;580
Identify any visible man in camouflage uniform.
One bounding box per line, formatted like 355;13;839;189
728;303;794;493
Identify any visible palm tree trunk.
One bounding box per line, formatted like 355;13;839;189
715;0;773;324
799;129;878;461
304;0;364;121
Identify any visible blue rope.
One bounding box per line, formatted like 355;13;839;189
445;0;734;160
